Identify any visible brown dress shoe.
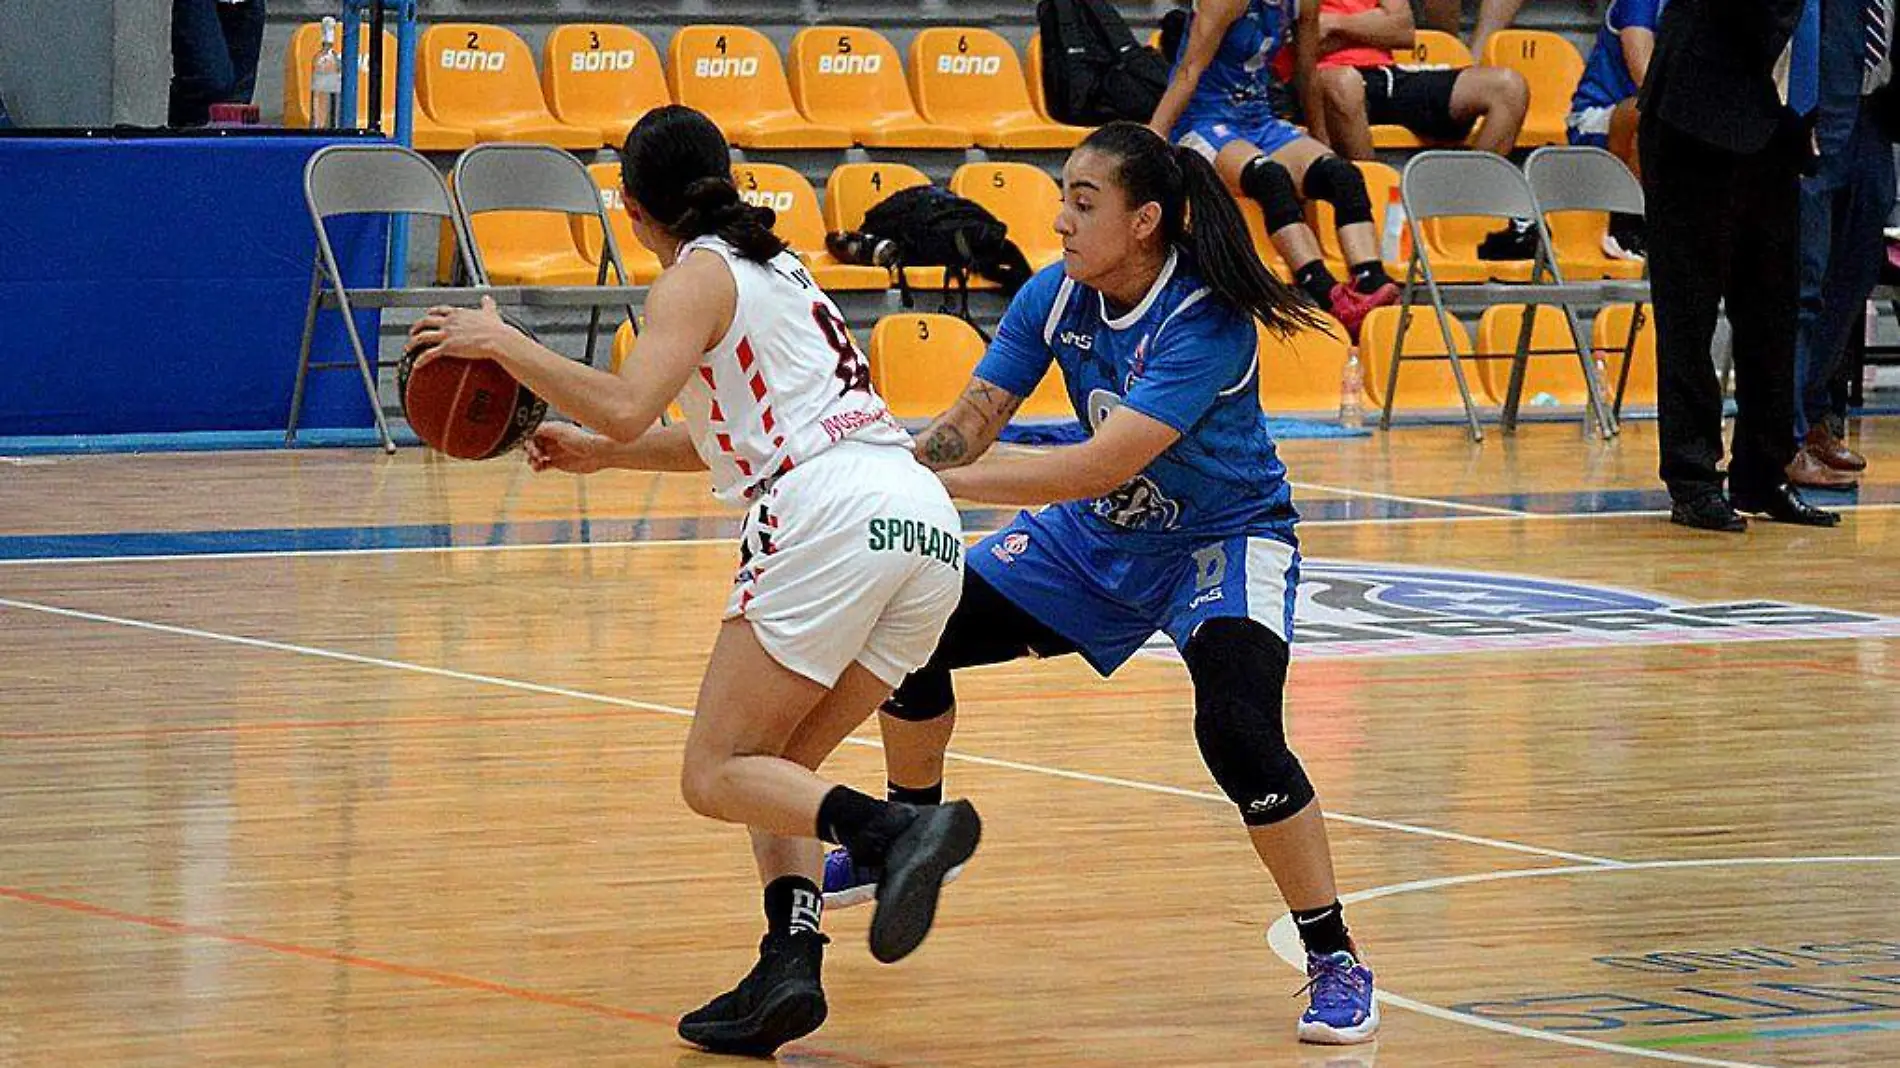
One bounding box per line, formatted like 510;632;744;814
1787;446;1859;489
1804;424;1867;472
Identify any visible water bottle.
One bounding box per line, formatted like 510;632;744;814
1339;348;1365;429
310;17;343;129
1380;185;1408;266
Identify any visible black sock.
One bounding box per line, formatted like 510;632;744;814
764;875;823;939
1291;901;1353;958
816;786;916;867
888;781;943;807
1295;261;1339;307
1349;261;1392;295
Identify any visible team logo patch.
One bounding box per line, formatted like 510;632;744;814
1142;561;1900;661
990;531;1032;565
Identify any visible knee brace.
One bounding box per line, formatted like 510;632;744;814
884;664;954;722
1240;156;1305;233
1182;618;1315;826
1302;155;1373;228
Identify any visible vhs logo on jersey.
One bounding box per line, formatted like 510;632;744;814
1141;561;1900;661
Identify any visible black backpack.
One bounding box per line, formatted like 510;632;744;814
857;186;1034;322
1037;0;1171;126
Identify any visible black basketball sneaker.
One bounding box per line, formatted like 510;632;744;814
677;932;829;1057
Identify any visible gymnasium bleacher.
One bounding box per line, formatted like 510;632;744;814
261;0;1655;425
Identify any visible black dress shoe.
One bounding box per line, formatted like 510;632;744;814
1670;493;1747;532
1729;482;1841;527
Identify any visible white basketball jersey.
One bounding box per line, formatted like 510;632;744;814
672;237;913;503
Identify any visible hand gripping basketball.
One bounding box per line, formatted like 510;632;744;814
401;298;548;460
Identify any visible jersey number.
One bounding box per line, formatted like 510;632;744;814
812;304;871;396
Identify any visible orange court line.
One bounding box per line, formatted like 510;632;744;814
0;883;902;1068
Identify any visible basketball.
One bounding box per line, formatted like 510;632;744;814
398;312;548;460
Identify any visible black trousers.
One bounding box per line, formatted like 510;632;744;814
169;0;266;127
1639;115;1804;502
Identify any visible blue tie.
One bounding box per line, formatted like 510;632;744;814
1790;0;1821;115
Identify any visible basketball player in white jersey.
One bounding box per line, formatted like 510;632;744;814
408;105;979;1057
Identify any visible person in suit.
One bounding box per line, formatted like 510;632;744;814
1638;0;1840;530
169;0;265;127
1787;0;1893;490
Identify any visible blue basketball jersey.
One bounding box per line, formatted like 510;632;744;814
1572;0;1665;112
1175;0;1299;127
974;257;1300;556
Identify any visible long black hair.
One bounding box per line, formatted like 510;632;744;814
1077;122;1321;336
619;105;788;264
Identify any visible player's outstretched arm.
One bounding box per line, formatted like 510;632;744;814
525;421;708;475
936;405;1180;507
913;376;1025;471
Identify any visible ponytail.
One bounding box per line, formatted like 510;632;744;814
1170;144;1321;336
621;105;790;264
1077;122;1321;336
671;175;789;264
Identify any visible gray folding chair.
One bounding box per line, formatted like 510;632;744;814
290;143;488;452
1525;145;1652;421
450;143;641;371
1394;150;1617;441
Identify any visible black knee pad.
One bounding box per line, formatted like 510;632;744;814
1302;155;1373;228
885;664;953;722
1240;156;1305;233
1182;618;1315;826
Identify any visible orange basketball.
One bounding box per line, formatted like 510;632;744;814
398;315;548;460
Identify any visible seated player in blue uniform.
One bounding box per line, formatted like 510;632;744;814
1568;0;1665;259
1153;0;1400;340
825;122;1380;1046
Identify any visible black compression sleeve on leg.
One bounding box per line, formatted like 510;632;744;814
1240;156;1306;233
1181;618;1315;826
1302;155;1373;228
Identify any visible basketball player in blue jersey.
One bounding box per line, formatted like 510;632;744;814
1153;0;1400;340
1569;0;1665;259
824;122;1379;1044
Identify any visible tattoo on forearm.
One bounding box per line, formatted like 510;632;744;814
918;424;968;468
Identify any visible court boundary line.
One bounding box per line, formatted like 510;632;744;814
1288;479;1532;516
2;502;1897;568
1263;856;1900;1068
0;593;1626;871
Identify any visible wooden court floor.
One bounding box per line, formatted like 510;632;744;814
1;417;1896;1067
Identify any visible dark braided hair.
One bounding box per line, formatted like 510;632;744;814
1078;122;1321;336
619;105;788;264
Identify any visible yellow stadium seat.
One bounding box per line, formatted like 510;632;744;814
1359;305;1494;410
788;27;973;148
949;162;1064;269
284;24;475;150
1309;160;1405;279
418;24;600;149
542;24;670;147
1371;31;1474;149
1476;304;1597;407
1418;215;1535;283
573;163;665;284
1482;30;1583;148
1591;303;1657;409
611;321;689;420
910;28;1088;149
1544;210;1647;281
668;25;852;149
437;164;599;287
870;313;1070;420
825;162;988;290
1258;313;1354;415
731;162;889;291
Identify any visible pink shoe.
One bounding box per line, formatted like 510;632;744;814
1327;281;1400;342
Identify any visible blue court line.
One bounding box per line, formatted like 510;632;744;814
0;488;1886;565
1625;1016;1900;1049
0;496;1477;564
